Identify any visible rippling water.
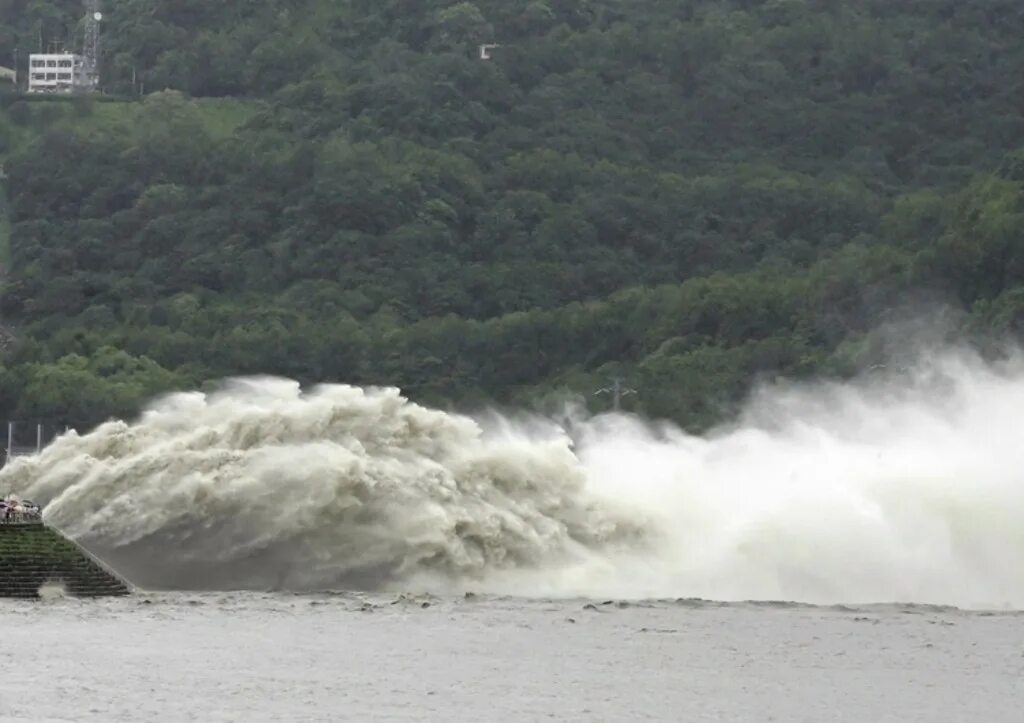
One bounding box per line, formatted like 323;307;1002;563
2;593;1023;722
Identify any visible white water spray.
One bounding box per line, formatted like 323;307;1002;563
4;349;1024;607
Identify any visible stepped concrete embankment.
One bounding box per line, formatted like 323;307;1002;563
0;522;131;598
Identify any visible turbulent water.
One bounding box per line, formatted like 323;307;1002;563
4;593;1024;722
4;348;1024;607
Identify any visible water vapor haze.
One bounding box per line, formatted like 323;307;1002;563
4;348;1024;608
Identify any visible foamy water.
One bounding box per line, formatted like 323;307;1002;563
3;348;1024;606
2;593;1023;722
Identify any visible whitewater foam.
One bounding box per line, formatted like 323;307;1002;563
0;379;639;593
4;350;1024;607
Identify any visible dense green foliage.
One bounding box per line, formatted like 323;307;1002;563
2;0;1024;430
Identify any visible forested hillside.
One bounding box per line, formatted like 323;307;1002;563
1;0;1024;430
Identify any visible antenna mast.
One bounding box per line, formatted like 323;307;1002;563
82;0;101;90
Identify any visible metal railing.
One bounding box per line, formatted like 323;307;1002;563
0;513;43;525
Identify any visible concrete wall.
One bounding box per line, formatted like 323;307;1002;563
0;523;131;598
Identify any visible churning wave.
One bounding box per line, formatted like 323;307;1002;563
4;348;1024;607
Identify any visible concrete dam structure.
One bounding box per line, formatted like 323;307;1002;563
0;521;131;598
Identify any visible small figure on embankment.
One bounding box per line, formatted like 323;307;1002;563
0;496;42;524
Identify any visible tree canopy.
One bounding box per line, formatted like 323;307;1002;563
1;0;1024;429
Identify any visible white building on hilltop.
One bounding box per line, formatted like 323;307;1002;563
28;52;92;93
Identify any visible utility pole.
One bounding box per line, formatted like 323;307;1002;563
595;377;636;412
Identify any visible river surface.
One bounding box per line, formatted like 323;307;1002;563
2;593;1023;722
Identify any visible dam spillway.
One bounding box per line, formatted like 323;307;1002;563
0;522;131;598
